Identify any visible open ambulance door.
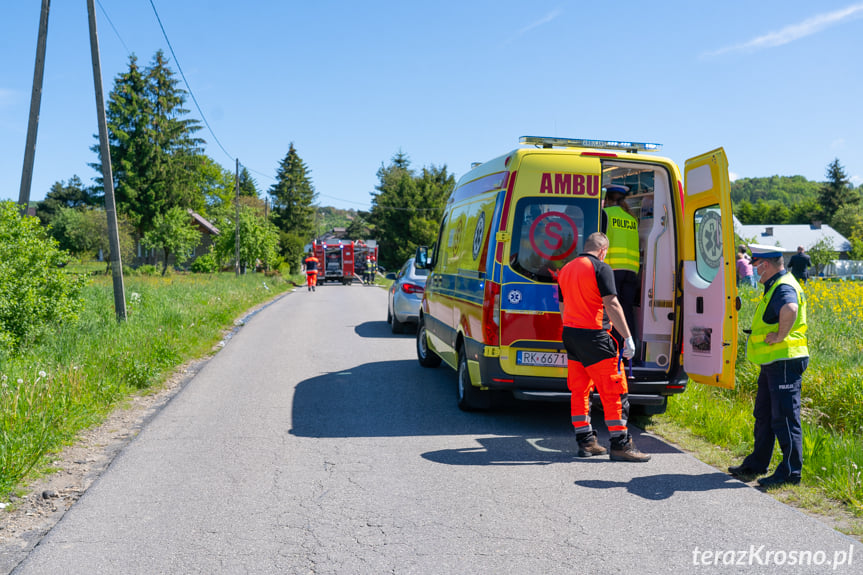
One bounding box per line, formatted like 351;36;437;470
681;148;738;389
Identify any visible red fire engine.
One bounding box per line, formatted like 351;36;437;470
311;239;378;286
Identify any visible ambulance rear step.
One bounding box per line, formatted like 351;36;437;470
513;391;666;406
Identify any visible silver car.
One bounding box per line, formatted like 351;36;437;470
386;257;428;333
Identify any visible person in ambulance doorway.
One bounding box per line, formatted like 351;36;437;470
303;251;319;292
602;184;640;356
558;232;650;462
728;244;809;487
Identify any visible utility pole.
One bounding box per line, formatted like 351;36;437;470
18;0;51;211
235;159;240;276
87;0;126;320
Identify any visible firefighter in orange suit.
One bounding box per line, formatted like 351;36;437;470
303;252;319;292
557;232;650;462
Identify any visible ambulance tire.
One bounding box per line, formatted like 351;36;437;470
416;317;442;368
457;343;490;411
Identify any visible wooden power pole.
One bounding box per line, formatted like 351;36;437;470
87;0;127;320
18;0;51;210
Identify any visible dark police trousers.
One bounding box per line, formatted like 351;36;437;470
742;357;808;478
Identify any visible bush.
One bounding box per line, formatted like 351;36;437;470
190;252;219;273
135;264;160;276
0;201;86;351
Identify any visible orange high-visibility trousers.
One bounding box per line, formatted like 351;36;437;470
306;271;317;287
567;356;629;437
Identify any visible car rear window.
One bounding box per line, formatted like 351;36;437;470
509;198;598;283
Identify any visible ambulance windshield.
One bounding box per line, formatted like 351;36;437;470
510;198;598;283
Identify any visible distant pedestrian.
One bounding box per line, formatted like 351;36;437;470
788;246;812;284
303;252;319;292
736;251;754;287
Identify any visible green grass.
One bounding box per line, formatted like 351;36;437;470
651;280;863;517
0;272;293;494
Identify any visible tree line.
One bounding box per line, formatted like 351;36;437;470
732;159;863;258
31;50;453;275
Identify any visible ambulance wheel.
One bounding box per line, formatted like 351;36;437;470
457;343;490;411
416;316;441;368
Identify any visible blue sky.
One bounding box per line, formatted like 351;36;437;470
2;1;862;211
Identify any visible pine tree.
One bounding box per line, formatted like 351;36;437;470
238;167;258;197
268;143;317;241
91;51;204;236
818;158;858;222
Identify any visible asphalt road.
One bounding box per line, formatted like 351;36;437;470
11;282;861;574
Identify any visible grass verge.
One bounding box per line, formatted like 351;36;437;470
0;272;293;495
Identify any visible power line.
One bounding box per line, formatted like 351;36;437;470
147;0;233;161
96;0;130;56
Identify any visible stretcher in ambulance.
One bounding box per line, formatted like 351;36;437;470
415;136;738;412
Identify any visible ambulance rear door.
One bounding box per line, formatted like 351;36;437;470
681;148;738;389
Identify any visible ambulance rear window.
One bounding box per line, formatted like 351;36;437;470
510;198;598;283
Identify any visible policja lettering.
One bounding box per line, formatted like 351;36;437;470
610;217;637;230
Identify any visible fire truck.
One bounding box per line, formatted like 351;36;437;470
311;239;378;285
312;239;354;285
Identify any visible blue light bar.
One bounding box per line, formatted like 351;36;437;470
519;136;662;153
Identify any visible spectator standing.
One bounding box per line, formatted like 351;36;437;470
788;246;812;284
736;251;754;287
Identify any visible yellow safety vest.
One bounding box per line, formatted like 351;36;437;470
746;273;809;365
604;206;639;272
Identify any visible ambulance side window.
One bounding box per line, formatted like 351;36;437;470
693;205;723;283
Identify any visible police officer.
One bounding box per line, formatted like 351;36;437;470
729;244;809;487
558;232;650;462
602;184;640;353
303;251;319;292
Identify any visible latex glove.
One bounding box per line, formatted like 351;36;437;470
622;337;636;360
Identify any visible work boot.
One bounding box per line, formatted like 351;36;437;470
575;431;607;457
610;434;651;462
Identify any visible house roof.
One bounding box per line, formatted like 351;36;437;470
734;220;851;253
188;209;220;235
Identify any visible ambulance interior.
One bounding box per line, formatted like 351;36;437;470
602;161;676;374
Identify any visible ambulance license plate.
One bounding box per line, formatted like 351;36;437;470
516;351;567;367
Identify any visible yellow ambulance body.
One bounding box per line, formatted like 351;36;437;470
415;136;738;412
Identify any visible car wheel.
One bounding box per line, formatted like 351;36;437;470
457;343;489;411
387;301;392;324
391;311;405;334
416;316;441;368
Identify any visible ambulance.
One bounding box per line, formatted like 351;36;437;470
414;136;738;412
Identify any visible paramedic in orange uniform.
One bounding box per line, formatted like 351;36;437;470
303;251;319;292
558;232;650;462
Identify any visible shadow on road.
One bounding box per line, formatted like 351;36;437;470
353;320;418;338
290;359;573;438
574;472;748;500
290;361;679;465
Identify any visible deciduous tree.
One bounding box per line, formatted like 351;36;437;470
141;206;202;276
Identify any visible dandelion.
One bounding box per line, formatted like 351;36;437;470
1;374;6;381
38;370;47;378
17;378;23;384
